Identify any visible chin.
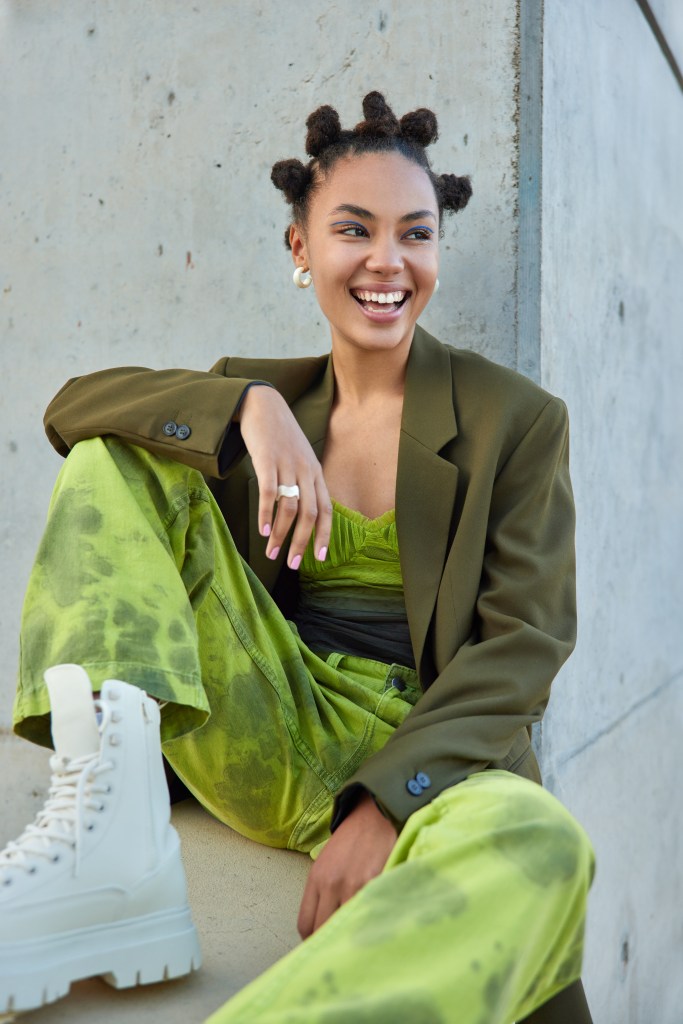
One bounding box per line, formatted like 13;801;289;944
337;325;416;353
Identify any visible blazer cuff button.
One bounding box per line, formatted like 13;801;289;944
176;424;191;440
162;421;177;437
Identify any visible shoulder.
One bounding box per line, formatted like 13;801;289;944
421;329;568;429
447;344;559;412
413;327;569;462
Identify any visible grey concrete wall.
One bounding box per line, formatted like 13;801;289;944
0;0;520;729
649;0;683;69
540;1;683;1020
3;1;682;1020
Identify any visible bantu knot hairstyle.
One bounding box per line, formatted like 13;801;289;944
438;173;473;213
270;158;313;205
305;105;343;157
271;91;472;248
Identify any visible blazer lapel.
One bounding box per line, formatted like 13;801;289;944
247;355;335;590
396;326;459;674
245;327;459;674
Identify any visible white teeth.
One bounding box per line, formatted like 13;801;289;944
354;290;405;304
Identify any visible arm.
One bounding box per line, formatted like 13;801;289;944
43;363;333;566
43;366;263;478
337;396;576;828
300;395;575;935
297;793;397;938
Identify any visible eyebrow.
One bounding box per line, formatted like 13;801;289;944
329;203;437;223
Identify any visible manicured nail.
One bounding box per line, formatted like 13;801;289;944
268;546;280;561
316;546;327;561
261;523;271;537
290;554;302;571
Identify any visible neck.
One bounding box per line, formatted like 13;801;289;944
330;333;413;405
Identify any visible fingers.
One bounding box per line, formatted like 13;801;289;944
297;875;319;940
312;887;341;937
257;467;278;540
239;386;331;567
283;471;332;567
258;467;332;568
269;492;303;563
313;476;333;561
297;870;345;940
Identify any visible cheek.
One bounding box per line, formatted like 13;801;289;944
311;252;354;298
416;254;439;290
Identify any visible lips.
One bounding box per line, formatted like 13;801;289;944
351;288;410;312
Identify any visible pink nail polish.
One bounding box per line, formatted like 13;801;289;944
290;554;302;571
261;523;271;537
317;546;327;561
268;546;281;561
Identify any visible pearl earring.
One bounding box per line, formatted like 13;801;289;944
433;278;440;295
293;267;312;289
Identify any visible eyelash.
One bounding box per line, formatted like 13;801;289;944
334;222;434;241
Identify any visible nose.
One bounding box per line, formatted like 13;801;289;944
365;232;404;276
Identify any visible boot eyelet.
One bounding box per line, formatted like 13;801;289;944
97;803;105;812
108;734;121;747
52;854;61;862
2;878;12;887
28;866;38;874
87;824;95;832
111;711;122;724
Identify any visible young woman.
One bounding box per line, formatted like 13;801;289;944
1;93;594;1023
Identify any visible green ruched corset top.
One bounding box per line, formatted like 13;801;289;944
292;499;415;669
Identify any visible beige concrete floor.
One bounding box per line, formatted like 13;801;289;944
0;735;311;1023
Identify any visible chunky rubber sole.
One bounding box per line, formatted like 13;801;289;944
0;905;201;1014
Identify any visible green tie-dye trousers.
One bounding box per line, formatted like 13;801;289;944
13;438;594;1024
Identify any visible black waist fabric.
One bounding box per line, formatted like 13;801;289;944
292;606;416;669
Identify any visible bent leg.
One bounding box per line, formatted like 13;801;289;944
14;438;417;853
15;437;218;743
205;772;595;1024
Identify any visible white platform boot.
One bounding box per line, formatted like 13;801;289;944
0;664;201;1014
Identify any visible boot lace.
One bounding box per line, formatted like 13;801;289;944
0;702;114;883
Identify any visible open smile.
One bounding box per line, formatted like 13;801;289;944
350;288;410;314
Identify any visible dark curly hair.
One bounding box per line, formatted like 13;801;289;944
271;92;472;249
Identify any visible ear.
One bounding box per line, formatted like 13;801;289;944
289;223;308;267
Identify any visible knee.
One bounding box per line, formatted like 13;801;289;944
491;778;595;892
62;436;202;492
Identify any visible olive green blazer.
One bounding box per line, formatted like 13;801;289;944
44;325;576;828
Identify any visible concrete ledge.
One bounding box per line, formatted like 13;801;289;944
1;736;310;1023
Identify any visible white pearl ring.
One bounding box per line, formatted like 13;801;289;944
276;484;300;500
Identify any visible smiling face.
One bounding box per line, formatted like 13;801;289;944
290;151;440;357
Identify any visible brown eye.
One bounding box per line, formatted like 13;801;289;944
338;224;368;238
403;227;434;241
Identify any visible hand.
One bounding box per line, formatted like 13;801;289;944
297;793;398;939
237;386;332;568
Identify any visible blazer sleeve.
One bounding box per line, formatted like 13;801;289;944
335;396;576;829
43;362;271;478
